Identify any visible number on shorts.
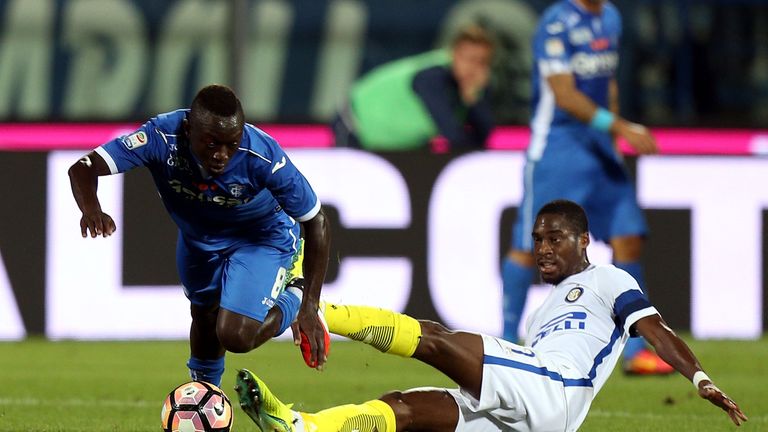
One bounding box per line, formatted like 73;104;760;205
271;267;287;298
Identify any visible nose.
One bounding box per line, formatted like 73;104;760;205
212;149;227;162
536;241;553;256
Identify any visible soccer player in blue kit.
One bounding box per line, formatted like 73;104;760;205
68;85;331;386
500;0;668;374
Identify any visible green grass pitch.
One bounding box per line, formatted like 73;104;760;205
0;337;765;431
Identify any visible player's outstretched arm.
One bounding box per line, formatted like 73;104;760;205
634;315;748;426
547;74;658;155
68;151;117;238
294;207;331;369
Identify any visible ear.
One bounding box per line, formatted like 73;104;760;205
182;118;190;137
579;232;590;249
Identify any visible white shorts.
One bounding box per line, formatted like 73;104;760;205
444;335;593;432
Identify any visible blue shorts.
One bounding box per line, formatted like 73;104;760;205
176;222;301;322
512;128;647;251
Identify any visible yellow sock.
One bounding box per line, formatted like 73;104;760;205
300;400;396;432
323;303;422;357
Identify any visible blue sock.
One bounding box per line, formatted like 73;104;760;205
274;289;301;336
614;260;647;359
187;356;225;387
501;258;535;341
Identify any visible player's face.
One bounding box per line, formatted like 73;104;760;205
186;114;243;177
451;41;493;88
577;0;606;12
532;213;590;285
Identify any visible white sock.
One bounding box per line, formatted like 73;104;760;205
287;286;303;303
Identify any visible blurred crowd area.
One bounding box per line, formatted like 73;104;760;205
0;0;766;127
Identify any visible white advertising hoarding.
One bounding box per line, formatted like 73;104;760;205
39;150;766;340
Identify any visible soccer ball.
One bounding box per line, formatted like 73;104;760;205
161;381;233;432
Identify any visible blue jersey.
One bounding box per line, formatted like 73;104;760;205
512;1;646;251
529;0;621;159
96;109;320;252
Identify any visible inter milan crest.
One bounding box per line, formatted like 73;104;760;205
229;184;244;197
565;286;584;303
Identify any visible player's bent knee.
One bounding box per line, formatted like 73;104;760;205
420;320;451;338
379;391;413;427
380;389;458;430
416;320;453;356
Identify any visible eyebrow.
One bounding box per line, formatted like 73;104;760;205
532;229;566;236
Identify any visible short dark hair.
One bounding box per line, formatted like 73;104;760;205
190;84;244;123
451;24;494;50
537;200;589;235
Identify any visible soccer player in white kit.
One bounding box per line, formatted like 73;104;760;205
235;200;747;432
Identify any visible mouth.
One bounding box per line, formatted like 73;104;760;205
208;162;226;174
537;260;557;274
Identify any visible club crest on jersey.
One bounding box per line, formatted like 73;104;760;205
545;37;565;56
123;131;148;150
565;287;584;303
229;184;245;197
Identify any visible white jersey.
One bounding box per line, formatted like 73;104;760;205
525;264;657;395
445;264;660;431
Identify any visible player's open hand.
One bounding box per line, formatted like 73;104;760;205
616;120;658;155
293;308;330;371
699;382;748;426
458;67;490;106
80;211;116;238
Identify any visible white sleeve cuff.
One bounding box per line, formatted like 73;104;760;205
624;307;659;335
95;146;119;174
539;59;571;77
295;199;321;222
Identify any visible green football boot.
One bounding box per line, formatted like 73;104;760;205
235;369;296;432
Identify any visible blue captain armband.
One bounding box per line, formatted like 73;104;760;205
589;107;615;132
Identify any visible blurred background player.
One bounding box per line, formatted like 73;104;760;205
500;0;668;375
332;25;495;151
68;84;331;386
234;200;746;432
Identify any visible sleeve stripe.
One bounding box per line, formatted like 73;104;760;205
539;59;571;76
614;290;653;331
238;147;272;164
295;199;321;222
94;146;119;174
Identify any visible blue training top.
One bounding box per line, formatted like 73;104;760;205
96;109;320;252
529;0;621;158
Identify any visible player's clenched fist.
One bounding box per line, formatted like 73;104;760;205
80;211;116;238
